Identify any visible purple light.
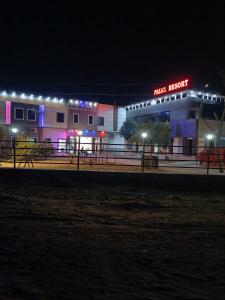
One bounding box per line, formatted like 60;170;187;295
39;105;45;127
5;101;11;125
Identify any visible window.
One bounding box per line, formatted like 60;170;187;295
189;110;196;119
149;113;159;122
198;94;203;98
56;112;64;123
58;139;66;152
88;115;94;125
27;109;36;121
15;108;24;120
97;117;104;126
161;98;164;103
176;94;181;99
73;113;79;124
157;100;160;104
144;103;146;107
171;96;175;100
45;138;51;143
140;104;143;108
159;111;170;122
182;93;187;98
126;107;128;111
147;102;150;106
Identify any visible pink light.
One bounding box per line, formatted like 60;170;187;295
5;101;11;125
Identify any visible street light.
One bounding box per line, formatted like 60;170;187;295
141;132;147;172
206;134;214;175
206;134;213;141
11;128;18;134
11;128;18;168
141;132;147;139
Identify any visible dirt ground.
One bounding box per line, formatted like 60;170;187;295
0;182;224;299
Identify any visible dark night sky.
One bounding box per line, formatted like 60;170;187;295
0;1;224;104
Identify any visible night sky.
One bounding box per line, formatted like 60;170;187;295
0;1;224;104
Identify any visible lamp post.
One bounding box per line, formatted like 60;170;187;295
141;132;147;172
11;128;18;168
206;134;213;176
77;130;82;170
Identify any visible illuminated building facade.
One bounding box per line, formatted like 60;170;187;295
0;91;126;151
126;83;225;155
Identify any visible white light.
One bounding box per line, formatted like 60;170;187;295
89;102;92;106
75;100;79;105
141;132;147;139
29;94;34;99
1;91;7;96
206;134;213;140
69;99;73;103
78;130;83;136
11;128;18;134
59;98;64;103
11;92;16;97
53;97;58;103
38;96;42;100
20;93;25;98
151;100;156;105
46;97;50;101
94;103;97;107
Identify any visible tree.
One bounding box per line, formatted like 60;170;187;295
0;126;4;140
200;70;225;173
129;122;170;146
15;135;53;161
119;119;137;141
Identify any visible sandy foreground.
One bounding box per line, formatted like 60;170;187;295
0;183;224;299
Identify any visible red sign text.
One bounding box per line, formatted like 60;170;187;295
154;79;189;96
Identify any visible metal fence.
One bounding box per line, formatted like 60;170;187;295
0;139;225;175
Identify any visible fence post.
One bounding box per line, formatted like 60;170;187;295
12;136;16;169
206;147;210;176
142;140;145;172
77;135;81;171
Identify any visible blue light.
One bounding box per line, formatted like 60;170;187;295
39;105;45;127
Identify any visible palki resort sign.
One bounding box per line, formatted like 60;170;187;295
153;79;189;96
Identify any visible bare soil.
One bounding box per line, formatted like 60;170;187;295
0;182;224;299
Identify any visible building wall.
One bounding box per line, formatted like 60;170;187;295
97;104;114;132
68;107;98;131
11;102;39;127
118;107;126;130
41;127;68;143
126;98;191;121
43;105;68;129
0;100;5;124
170;119;197;138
